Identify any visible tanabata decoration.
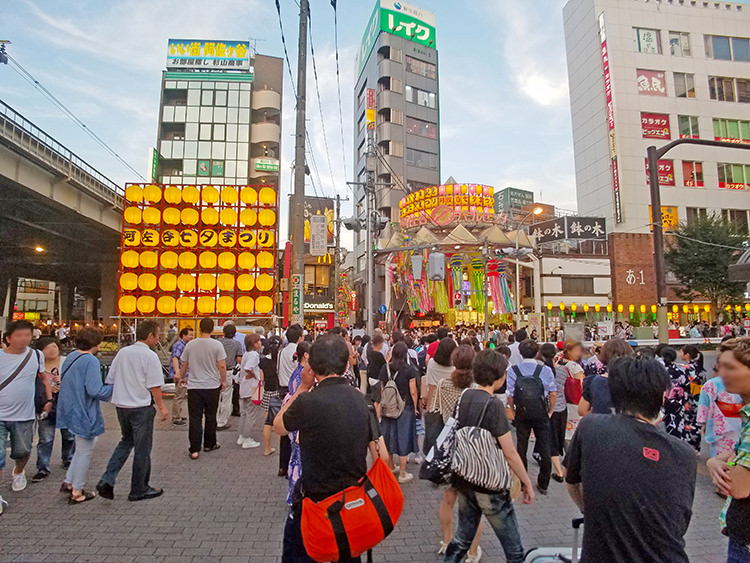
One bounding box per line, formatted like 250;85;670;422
469;258;484;311
450;255;464;310
488;261;514;314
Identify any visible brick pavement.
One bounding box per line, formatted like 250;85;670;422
0;401;731;563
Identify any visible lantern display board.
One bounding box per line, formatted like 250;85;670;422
117;183;278;317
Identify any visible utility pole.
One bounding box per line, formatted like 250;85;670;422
334;194;341;325
290;0;309;326
365;126;376;335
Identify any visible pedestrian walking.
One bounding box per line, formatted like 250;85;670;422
217;323;243;430
538;342;567;483
179;318;227;460
56;327;112;504
96;319;168;502
261;335;282;457
169;327;193;426
277;324;303;477
237;333;264;449
424;337;458;454
578;338;634;416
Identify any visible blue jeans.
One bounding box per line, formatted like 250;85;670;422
282;504;362;563
64;436;96;490
444;487;524;563
36;417;75;473
100;406;155;497
0;420;34;470
729;538;750;563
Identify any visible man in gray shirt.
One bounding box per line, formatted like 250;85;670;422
179;318;227;459
217;324;243;430
276;323;303;477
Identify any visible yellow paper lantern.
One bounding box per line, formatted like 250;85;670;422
258;209;276;226
446;185;453;195
141;229;159;247
164;185;182;204
672;304;679;313
605;303;611;313
559;302;565;311
118;295;137;314
257;251;274;269
125;184;143;202
240;187;258;205
240;209;257;227
176;296;195;315
200;229;218;247
217;274;235;291
736;305;742;312
617;304;624;313
237;296;255;314
162;229;179;247
238;252;255;270
137;295;155;314
157;296;176;315
199;251;217;269
220;208;238;226
237;274;255;291
124;207;142;224
219;230;237;247
259;187;276;206
201;208;219;225
179;230;198;247
138;273;157;291
583;303;590;313
255;296;273;314
198;273;216;291
197;296;215;314
694;305;701;313
255;274;273;294
177;274;196;292
217;295;234;314
119;272;138;291
143;184;161;203
704;304;710;313
202;185;220;204
181;208;199;226
182;185;200;204
651;305;658;314
683;305;689;313
257;230;274;248
178;252;197;269
629;304;635;313
121;250;139;269
640;304;646;314
595;303;601;313
163;208;181;225
546;301;553;311
218;252;237;269
139;251;158;269
571;303;577;312
461;184;468;195
746;304;750;312
158;273;177;292
239;230;256;248
123;229;141;246
221;187;238;204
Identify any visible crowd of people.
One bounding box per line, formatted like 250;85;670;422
1;318;749;562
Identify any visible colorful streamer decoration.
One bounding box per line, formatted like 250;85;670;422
450;255;464;310
491;261;515;313
470;258;485;311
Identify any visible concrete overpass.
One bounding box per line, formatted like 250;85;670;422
0;100;124;322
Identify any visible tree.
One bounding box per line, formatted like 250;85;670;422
665;213;748;318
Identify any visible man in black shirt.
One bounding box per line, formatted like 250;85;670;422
564;356;696;563
274;335;375;563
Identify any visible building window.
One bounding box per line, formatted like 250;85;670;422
404;85;437;108
669;31;691;56
405;55;437;80
391;109;404;126
682;161;704;187
357;84;367;108
713;118;750;144
561;277;594;295
705;35;750;62
738;79;750;104
724;209;749;234
634;27;662;54
686;207;707;226
709;76;736;102
674;73;695;98
678;115;699;139
405;148;438;170
405;116;438;139
717;163;750;189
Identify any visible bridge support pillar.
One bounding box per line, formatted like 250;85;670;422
99;261;118;323
59;284;73;322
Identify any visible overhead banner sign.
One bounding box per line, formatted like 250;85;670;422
309;215;328;257
302;197;335;244
167;39;251;70
531;216;607;245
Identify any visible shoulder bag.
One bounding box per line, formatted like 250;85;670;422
419;388;465;485
0;349;33;394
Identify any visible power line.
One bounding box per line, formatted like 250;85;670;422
331;0;349;183
274;0;298;97
669;231;748;250
7;53;145;181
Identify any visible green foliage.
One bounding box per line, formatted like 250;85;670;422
665;213;748;311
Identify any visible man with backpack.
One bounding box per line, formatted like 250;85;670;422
505;339;557;495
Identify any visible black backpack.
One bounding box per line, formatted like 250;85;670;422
512;364;547;421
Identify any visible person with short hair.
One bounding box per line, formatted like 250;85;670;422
217;323;243;430
564;356;696;562
169;327;193;426
578;338;634;416
261;336;283;457
277;324;303;477
96;320;168;502
237;333;263;449
507;329;528;366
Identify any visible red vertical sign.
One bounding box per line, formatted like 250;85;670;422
599;13;622;223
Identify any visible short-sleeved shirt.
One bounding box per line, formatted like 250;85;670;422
377;363;417;407
505;359;557;398
261;356;279;392
181;337;226;390
721;402;750;544
239;350;261;399
219;337;243;371
169;338;188;379
106;342;164;409
0;348;44;421
283;377;372;502
564;414;696;563
582;374;614;414
277;343;297;388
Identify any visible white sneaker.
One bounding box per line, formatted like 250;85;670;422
397;472;414;484
466;545;482;563
242;438;261;449
236;436;245;446
411;455;424;465
0;494;7;515
437;541;448;555
11;470;27;492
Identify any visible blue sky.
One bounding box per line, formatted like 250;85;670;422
2;0;576;243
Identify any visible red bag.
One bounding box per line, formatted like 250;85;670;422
301;457;404;562
563;364;583;405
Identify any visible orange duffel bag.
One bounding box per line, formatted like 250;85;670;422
301;457;404;562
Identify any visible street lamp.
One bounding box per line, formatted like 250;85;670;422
514;207;543;328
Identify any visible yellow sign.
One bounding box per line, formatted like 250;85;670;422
649;205;679;232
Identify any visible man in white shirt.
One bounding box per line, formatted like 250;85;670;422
276;323;303;477
96;319;167;502
508;329;527;366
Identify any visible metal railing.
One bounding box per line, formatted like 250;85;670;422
0;100;123;208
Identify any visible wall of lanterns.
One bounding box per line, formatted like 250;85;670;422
117;183;278;317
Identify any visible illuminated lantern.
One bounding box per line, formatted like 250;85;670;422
239;231;256;248
118;295;137;314
124;207;142;224
201;208;219;225
220;208;238;226
123;229;140;246
180;230;198;247
726;305;732;311
438;186;446;196
164;185;182;204
237;296;255;314
241;187;258;205
571;303;577;312
240;209;258;227
218;252;236;269
474;185;482;195
125;184;143;202
259;187;276;206
258;209;276;226
746;304;750;312
629;304;635;313
182;185;200;204
559;302;566;311
672;304;679;313
200;229;218;247
446;185;453;195
640;304;646;314
237;274;255;291
683;305;689;314
121;250;139;269
694;305;700;313
139;251;158;269
157;296;176;315
119;273;138;291
604;303;610;313
141;229;159;247
257;230;275;248
617;304;624;313
177;274;196;292
158;273;177;292
704;304;710;313
255;296;273;314
163;208;181;225
199;251;217;269
143;184;161;203
137;295;155;314
197;296;215;314
221;186;238;204
202;185;220;204
198;273;216;291
736;305;742;312
651;305;657;314
217;274;235;291
178;252;197;269
257;251;274;269
218;230;237;247
181;208;199;226
584;303;590;313
461;184;468;194
238;252;255;270
488;187;494;197
176;297;194;315
161;229;179;247
546;301;553;311
216;296;234;314
255;274;274;292
138;273;157;291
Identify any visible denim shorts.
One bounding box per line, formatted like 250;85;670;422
0;419;35;470
265;396;283;426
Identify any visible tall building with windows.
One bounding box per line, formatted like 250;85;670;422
352;1;440;323
155;40;283;188
563;0;750;313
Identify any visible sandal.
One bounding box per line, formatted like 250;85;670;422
264;448;276;456
203;444;221;452
60;482;72;493
68;490;96;504
189;452;199;460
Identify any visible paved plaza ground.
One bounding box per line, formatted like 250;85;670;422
1;399;731;563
